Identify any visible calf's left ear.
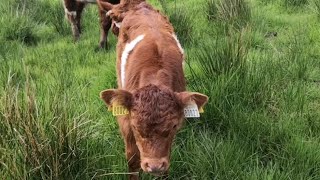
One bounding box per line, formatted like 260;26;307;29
176;92;209;109
97;0;114;12
100;89;133;110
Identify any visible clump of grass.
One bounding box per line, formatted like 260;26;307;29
0;67;99;179
159;0;193;46
285;31;309;80
188;132;249;179
206;0;251;30
0;13;38;45
168;8;194;46
207;0;218;21
283;0;309;7
192;28;250;77
313;0;320;18
27;0;70;36
47;1;70;36
186;28;253;131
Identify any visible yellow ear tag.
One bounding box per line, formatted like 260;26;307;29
199;107;204;113
112;103;129;116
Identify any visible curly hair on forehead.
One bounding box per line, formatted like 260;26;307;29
131;84;183;127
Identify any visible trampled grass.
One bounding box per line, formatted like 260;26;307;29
1;0;320;179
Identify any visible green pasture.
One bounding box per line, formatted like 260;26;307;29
1;0;320;179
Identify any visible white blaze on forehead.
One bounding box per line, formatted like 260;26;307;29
121;34;145;88
172;33;184;55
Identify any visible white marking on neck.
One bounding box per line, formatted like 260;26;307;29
172;33;184;55
121;34;145;88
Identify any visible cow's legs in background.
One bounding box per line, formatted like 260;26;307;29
117;117;141;180
64;0;85;41
75;2;86;35
98;8;112;49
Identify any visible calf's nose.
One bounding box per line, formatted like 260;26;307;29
141;158;169;173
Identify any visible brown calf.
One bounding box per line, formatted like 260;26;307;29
99;1;208;179
63;0;119;48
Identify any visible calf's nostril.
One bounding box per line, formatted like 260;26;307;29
160;162;165;170
142;159;169;173
147;162;166;172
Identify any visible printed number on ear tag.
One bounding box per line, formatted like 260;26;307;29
184;103;200;118
112;104;129;116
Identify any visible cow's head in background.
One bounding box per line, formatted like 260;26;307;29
101;84;208;175
97;0;145;25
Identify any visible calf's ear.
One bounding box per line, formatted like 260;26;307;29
176;92;209;109
100;89;133;109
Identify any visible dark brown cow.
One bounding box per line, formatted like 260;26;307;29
63;0;119;48
99;1;208;179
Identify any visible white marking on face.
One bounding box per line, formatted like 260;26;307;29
121;34;145;88
114;22;121;28
172;34;184;55
106;10;113;17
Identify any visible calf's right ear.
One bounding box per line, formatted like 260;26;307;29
176;92;209;109
100;89;133;110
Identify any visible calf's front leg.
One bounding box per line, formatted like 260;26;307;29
118;117;141;180
126;139;140;180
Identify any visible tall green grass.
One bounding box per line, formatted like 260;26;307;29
283;0;309;7
1;0;320;179
313;0;320;18
206;0;251;30
0;10;38;45
159;0;194;45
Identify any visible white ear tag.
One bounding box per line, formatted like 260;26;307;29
184;103;200;118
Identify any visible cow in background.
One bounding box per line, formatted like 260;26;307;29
99;1;208;179
63;0;119;49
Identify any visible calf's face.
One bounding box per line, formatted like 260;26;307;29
130;86;185;175
100;85;208;175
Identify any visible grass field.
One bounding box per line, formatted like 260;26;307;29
1;0;320;179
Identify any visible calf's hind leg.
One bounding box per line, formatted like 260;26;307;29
98;8;113;49
75;2;85;35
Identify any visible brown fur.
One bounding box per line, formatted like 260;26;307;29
100;1;208;179
63;0;119;48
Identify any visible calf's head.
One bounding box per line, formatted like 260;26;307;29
100;85;208;175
